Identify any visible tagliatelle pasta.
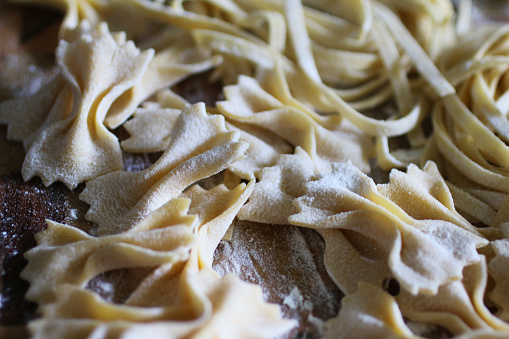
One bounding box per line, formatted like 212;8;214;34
217;74;373;174
3;0;509;338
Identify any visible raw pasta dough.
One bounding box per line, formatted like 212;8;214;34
3;0;509;338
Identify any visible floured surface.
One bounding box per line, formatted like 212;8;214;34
213;221;342;338
3;1;509;339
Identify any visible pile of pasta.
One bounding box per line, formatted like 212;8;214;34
2;0;509;337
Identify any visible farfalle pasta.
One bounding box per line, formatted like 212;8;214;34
3;0;509;338
120;94;293;178
80;102;248;235
103;29;222;129
290;170;508;336
22;197;294;339
0;21;154;188
0;20;222;188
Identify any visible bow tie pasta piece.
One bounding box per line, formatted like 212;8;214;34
323;282;415;339
319;228;508;336
80;102;248;235
290;162;487;295
4;21;154;189
22;194;293;339
218;75;372;173
21;211;197;306
237;147;317;225
27;263;295;339
395;258;509;336
121;106;293;179
0;21;131;151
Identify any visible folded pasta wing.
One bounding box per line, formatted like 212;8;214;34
319;227;506;336
15;22;154;188
489;239;509;322
395;257;509;335
121;106;292;178
225;121;293;180
28;262;295;339
0;76;66;149
121;107;182;153
104;30;222;128
238;147;317;225
218;75;372;173
21;211;197;306
80;102;248;234
324;282;414;339
182;181;255;268
290;162;487;295
23;186;291;339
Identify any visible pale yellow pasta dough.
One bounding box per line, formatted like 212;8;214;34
237;147;317;225
121;101;294;179
181;181;255;269
290;162;487;295
1;21;154;188
121;107;182;153
488;239;509;322
0;76;67;150
21;219;196;306
104;29;222;129
22;196;294;338
225;121;294;180
324;282;415;339
394;258;509;335
80;102;248;235
5;0;509;338
218;75;373;174
317;231;508;336
424;23;509;227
